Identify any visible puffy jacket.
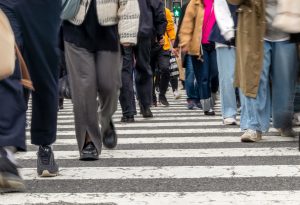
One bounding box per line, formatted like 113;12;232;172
163;8;176;51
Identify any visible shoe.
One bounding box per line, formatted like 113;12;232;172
80;142;99;161
204;109;215;116
121;116;135;123
223;118;237;125
103;121;118;149
195;101;202;109
0;148;25;193
173;90;181;99
37;145;59;177
141;105;153;118
159;95;169;106
277;128;297;138
187;100;195;110
152;101;158;107
241;129;262;143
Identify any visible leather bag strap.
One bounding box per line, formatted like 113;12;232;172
15;45;34;90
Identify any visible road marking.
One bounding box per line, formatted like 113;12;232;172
16;147;300;160
2;191;300;205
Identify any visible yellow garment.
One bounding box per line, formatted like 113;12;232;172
163;8;176;51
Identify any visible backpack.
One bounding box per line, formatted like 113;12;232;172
61;0;81;20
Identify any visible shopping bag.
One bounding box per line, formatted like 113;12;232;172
169;53;180;77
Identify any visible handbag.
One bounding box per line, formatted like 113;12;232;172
273;0;300;33
61;0;81;20
0;9;15;80
0;9;34;90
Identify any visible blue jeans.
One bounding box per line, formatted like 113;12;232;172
192;44;218;100
240;41;298;132
216;47;238;119
184;55;200;101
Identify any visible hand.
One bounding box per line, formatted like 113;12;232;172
181;46;188;54
122;43;133;47
171;48;179;57
159;38;165;46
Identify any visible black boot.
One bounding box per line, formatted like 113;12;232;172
103;121;118;149
140;105;153;118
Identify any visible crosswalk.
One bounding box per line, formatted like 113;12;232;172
2;90;300;204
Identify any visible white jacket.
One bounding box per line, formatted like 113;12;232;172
214;0;235;41
273;0;300;33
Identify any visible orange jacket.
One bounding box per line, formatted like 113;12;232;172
163;8;176;51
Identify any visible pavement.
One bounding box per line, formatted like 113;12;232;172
2;89;300;205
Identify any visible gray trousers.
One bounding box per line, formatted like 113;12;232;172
64;42;122;153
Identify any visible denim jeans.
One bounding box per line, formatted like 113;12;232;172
216;47;238;119
184;55;200;101
240;40;298;132
192;44;218;100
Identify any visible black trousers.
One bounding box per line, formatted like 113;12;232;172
15;0;61;146
119;37;152;116
150;45;170;100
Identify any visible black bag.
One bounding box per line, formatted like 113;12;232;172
169;53;179;77
59;75;72;99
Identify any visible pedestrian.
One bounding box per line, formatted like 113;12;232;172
119;0;166;122
174;0;202;110
228;0;299;142
0;0;61;192
151;7;176;107
63;0;140;160
179;0;219;116
210;0;239;125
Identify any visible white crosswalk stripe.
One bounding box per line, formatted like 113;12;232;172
4;91;300;204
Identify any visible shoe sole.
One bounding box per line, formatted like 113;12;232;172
39;170;59;177
79;154;99;161
0;174;25;192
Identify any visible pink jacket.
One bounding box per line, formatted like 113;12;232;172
201;0;216;44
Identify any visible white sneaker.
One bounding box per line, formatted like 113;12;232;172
241;129;262;143
173;90;181;99
223;118;237;125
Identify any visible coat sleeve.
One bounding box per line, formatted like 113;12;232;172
165;9;176;40
118;0;140;45
227;0;244;5
151;0;167;40
215;0;235;40
179;1;196;48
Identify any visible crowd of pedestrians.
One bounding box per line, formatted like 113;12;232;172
0;0;299;193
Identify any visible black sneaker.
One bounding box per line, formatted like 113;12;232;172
0;148;25;193
204;109;215;116
80;142;99;161
121;115;135;123
159;95;169;106
37;146;59;177
140;105;153;118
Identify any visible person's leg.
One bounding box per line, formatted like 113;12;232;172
209;48;219;108
96;49;122;149
64;42;101;159
158;49;171;105
216;47;237;122
271;41;298;136
240;42;271;142
192;48;212;113
0;2;26;191
135;38;153;115
119;46;136;122
15;0;61;146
